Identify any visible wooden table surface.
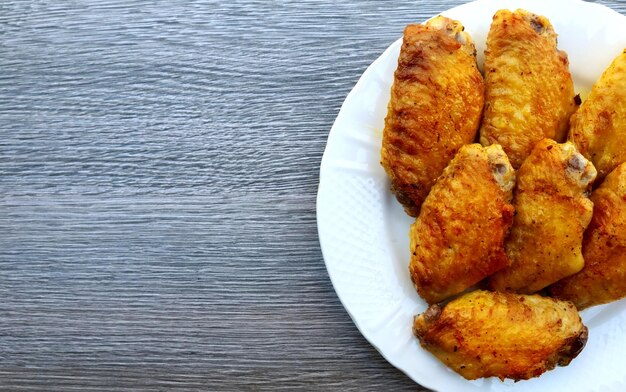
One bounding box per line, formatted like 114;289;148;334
1;1;625;390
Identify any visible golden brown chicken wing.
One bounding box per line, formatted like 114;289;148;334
489;139;596;294
409;144;515;304
413;290;588;381
569;49;626;181
479;9;577;169
381;16;484;217
550;163;626;309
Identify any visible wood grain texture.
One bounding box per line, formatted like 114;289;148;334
0;1;624;391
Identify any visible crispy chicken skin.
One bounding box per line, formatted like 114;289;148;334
489;139;597;294
569;49;626;181
381;16;484;217
409;144;515;304
413;290;588;381
550;163;626;309
479;9;577;169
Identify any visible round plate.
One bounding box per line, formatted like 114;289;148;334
316;0;626;390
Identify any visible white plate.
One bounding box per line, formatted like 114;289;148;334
316;0;626;390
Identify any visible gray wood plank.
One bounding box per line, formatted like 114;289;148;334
1;0;625;391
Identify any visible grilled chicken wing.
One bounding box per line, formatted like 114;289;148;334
489;139;596;293
381;16;484;217
409;144;515;304
550;163;626;309
413;290;588;381
569;49;626;181
479;9;577;169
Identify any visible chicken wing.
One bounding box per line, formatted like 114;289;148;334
413;290;588;381
409;144;515;304
479;9;577;169
381;16;484;217
550;163;626;309
489;139;596;293
569;49;626;181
